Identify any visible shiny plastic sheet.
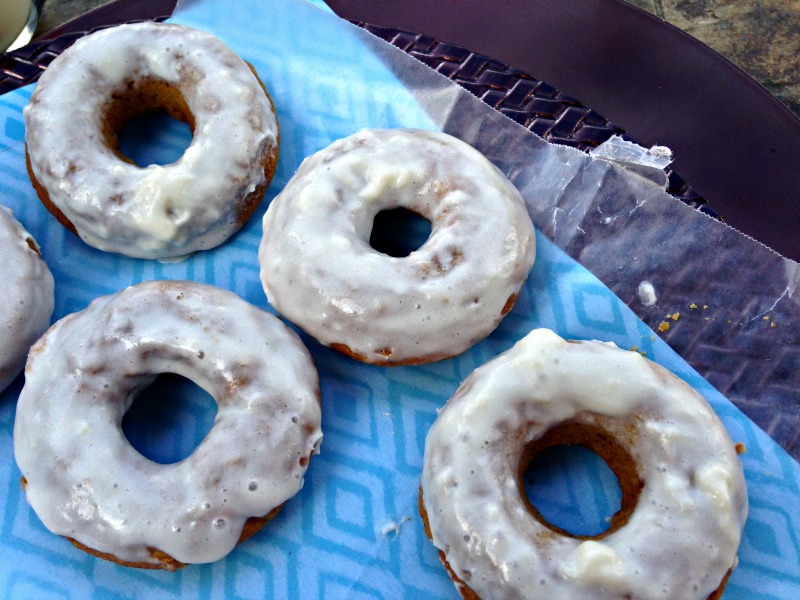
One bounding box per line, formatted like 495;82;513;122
354;27;800;458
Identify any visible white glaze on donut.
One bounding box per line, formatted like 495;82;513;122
0;206;54;392
14;281;322;566
24;22;278;260
421;329;748;600
259;129;535;365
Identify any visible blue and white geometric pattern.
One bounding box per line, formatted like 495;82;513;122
0;0;797;598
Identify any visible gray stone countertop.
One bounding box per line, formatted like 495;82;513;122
34;0;800;118
629;0;800;117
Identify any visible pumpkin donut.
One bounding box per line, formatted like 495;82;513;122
420;329;747;599
14;281;322;569
259;129;535;365
24;22;279;260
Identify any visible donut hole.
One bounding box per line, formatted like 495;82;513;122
519;422;643;540
122;373;217;464
117;111;193;167
103;78;195;168
523;445;621;538
369;207;432;257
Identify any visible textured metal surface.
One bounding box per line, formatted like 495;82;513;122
358;22;718;218
1;32;86;95
368;25;622;151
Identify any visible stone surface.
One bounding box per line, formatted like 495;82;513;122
628;0;800;116
35;0;113;37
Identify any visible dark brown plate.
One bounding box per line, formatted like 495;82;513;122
327;0;800;262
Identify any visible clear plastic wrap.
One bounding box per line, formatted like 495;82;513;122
353;24;800;457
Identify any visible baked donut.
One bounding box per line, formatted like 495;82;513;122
13;281;322;569
0;206;54;393
420;329;747;600
259;129;535;366
24;22;279;260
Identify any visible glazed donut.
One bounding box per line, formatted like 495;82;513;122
0;206;54;393
14;281;322;569
24;22;279;260
420;329;747;600
259;129;535;366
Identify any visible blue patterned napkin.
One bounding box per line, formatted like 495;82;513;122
0;0;797;597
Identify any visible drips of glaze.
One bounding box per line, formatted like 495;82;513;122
24;22;278;260
0;206;54;392
420;328;748;600
13;281;322;566
259;129;536;365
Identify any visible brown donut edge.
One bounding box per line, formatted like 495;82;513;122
25;147;78;237
327;293;520;367
64;506;285;572
417;418;735;600
239;62;280;230
24;61;279;247
20;441;314;571
418;486;481;600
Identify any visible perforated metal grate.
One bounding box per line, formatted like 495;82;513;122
357;22;718;218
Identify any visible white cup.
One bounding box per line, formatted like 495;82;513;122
0;0;37;53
